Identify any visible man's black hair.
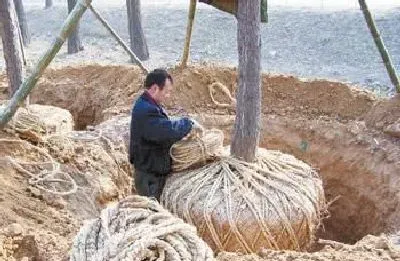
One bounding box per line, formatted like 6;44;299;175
144;69;173;90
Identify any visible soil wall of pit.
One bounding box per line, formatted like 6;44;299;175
3;64;400;244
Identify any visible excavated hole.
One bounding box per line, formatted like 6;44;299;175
72;105;100;130
31;92;107;131
33;91;393;245
27;65;397;246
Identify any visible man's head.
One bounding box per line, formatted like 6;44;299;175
144;69;173;104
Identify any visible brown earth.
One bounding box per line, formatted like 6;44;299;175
0;136;79;261
9;64;377;129
0;133;132;260
1;64;399;260
217;235;400;261
26;64;400;242
0;105;132;260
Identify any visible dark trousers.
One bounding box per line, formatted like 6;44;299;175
134;169;166;201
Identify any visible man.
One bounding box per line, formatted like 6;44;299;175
129;69;194;200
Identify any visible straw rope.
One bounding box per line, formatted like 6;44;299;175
1;107;128;197
162;148;327;253
0;138;78;196
2;106;47;142
208;82;236;109
170;129;224;172
70;195;214;261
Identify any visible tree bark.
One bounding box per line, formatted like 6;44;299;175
231;1;261;162
45;0;53;9
67;0;83;54
13;0;30;46
0;0;24;97
126;0;149;61
358;0;400;93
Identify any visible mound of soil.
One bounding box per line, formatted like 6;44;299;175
25;65;378;130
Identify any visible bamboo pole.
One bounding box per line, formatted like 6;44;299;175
181;0;197;68
0;0;91;129
358;0;400;93
88;4;148;74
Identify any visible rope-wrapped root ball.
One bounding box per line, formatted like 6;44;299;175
162;148;327;253
70;195;214;261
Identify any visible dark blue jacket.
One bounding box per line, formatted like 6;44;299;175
129;92;192;175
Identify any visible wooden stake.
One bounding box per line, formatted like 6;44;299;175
359;0;400;93
89;4;148;74
181;0;197;68
0;0;91;128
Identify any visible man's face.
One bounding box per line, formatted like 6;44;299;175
153;78;173;104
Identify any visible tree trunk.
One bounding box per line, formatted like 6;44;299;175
67;0;83;54
358;0;400;93
13;0;30;46
45;0;53;9
230;1;261;162
0;0;24;97
181;0;197;67
126;0;149;61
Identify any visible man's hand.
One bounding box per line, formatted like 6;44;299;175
190;119;205;132
181;119;204;141
182;131;194;141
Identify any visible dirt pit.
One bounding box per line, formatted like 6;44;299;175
1;64;400;259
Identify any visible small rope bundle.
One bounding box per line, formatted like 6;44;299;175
208;82;236;109
70;195;214;261
2;107;47;143
162;148;327;253
1;103;74;143
0;139;78;196
11;109;46;133
1;128;130;198
44;130;131;202
170;129;224;172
